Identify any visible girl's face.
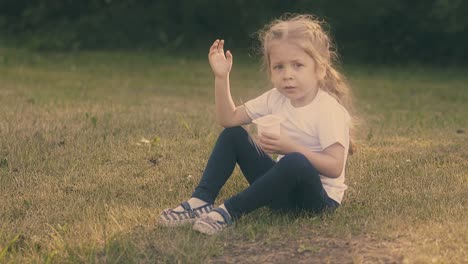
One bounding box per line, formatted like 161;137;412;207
268;40;323;108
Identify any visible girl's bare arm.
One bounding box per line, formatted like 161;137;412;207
209;39;251;127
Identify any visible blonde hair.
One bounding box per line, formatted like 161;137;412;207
258;14;356;154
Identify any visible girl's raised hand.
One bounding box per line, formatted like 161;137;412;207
208;39;233;79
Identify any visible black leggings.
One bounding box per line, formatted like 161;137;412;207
192;126;339;220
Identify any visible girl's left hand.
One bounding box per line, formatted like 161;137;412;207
258;131;298;155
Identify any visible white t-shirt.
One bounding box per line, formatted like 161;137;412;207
244;88;350;203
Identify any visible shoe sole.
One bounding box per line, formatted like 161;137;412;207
192;221;219;235
157;217;197;227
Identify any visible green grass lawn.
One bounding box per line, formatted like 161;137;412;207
0;48;467;263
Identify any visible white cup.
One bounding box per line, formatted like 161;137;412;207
253;114;282;137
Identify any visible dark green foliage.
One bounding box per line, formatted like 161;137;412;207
0;0;467;64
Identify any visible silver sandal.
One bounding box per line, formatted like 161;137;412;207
158;201;213;227
192;207;233;235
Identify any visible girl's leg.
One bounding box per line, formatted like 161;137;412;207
224;152;339;219
191;126;276;204
159;126;274;226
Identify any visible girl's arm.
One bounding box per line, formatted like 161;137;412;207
209;39;252;127
294;143;345;178
259;133;345;178
214;76;251;127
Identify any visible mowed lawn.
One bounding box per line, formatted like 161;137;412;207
0;48;467;263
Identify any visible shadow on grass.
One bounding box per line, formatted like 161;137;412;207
46;208;405;263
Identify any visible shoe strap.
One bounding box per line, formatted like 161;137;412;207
180;201;191;211
212;207;232;225
180;201;197;218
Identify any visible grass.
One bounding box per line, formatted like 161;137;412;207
0;47;467;263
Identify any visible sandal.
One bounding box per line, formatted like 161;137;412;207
192;207;233;235
158;201;213;227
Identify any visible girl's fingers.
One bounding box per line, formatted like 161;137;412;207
262;146;275;154
260;136;275;145
209;39;220;54
218;39;224;53
226;50;233;63
261;132;279;140
260;141;274;151
259;142;275;153
259;138;278;153
259;145;270;153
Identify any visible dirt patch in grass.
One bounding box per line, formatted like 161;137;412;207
210;232;404;263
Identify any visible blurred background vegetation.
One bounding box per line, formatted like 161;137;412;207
0;0;467;64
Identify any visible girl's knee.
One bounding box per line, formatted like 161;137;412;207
279;152;315;171
281;152;307;163
219;126;247;139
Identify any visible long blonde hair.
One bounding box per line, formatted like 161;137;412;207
258;14;356;154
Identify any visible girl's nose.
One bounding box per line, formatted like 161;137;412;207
283;67;293;80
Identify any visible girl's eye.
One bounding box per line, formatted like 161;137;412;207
273;65;283;70
294;63;303;68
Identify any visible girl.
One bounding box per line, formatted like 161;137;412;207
158;14;354;235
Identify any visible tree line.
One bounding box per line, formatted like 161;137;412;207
1;0;467;64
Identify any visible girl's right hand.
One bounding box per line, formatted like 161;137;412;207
208;39;233;79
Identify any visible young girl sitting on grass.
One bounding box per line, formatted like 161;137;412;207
158;14;355;235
